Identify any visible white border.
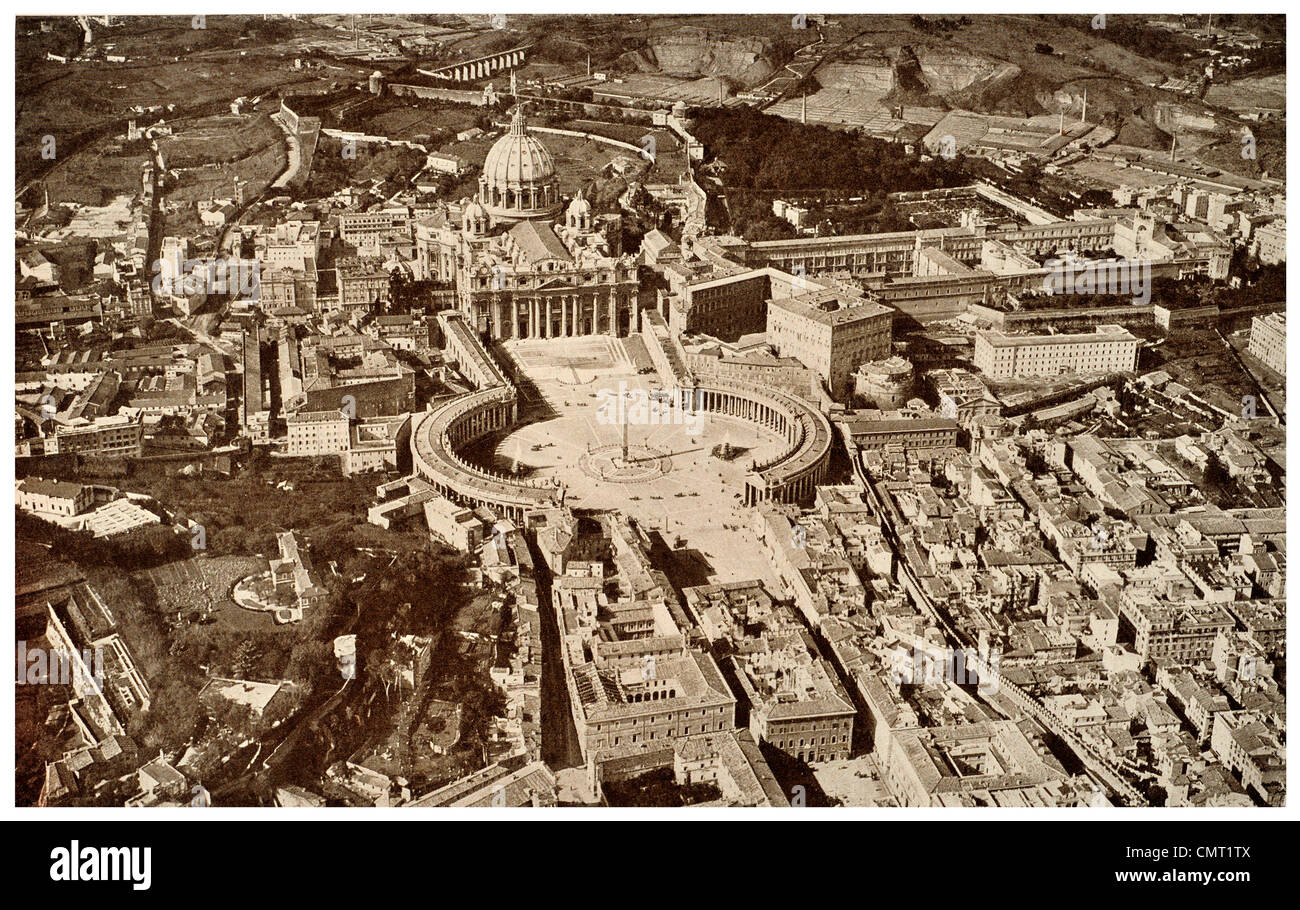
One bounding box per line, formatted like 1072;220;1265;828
3;2;1294;825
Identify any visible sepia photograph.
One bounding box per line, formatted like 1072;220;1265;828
6;5;1291;881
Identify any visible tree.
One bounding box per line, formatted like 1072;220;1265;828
287;641;337;688
1203;452;1231;498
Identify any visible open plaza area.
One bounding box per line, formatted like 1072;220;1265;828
465;337;789;588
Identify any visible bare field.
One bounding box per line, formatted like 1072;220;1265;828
364;106;480;140
1206;73;1285;112
160;112;286;233
16;16;369;184
42;144;150;207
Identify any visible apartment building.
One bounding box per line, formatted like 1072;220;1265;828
1247;312;1285;376
1118;590;1235;663
45;414;144;458
338;210;410;247
16;478;94;517
1253;219;1285;265
837;409;960;453
337;256;392;309
974;325;1139;379
286;410;351;457
683;580;855;763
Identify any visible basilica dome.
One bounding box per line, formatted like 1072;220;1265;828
479;107;560;223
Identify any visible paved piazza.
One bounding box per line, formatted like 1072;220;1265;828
463;338;789;588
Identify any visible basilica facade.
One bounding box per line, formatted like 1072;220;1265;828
415;107;640;340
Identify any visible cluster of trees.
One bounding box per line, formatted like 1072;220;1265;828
295;545;506;790
909;15;973;35
1200;451;1242;508
415;161;481;203
1018;292;1143;312
238;16;295;43
1060;17;1203;63
687;107;970;239
1127;262;1286;314
1231;43;1285;76
690;107;968;196
15;510;190;570
298;138;426;202
387;271;453;315
20;448;502;782
1219;253;1285;308
603;767;723;807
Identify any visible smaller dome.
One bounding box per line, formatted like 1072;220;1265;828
567;190;591;217
462;199;487;232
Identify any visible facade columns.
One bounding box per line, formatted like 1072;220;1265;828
561;296;569;336
511;298;519;339
545;298;552;338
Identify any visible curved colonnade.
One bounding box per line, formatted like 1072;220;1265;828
674;380;832;506
411;385;563;521
412;378;832;519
